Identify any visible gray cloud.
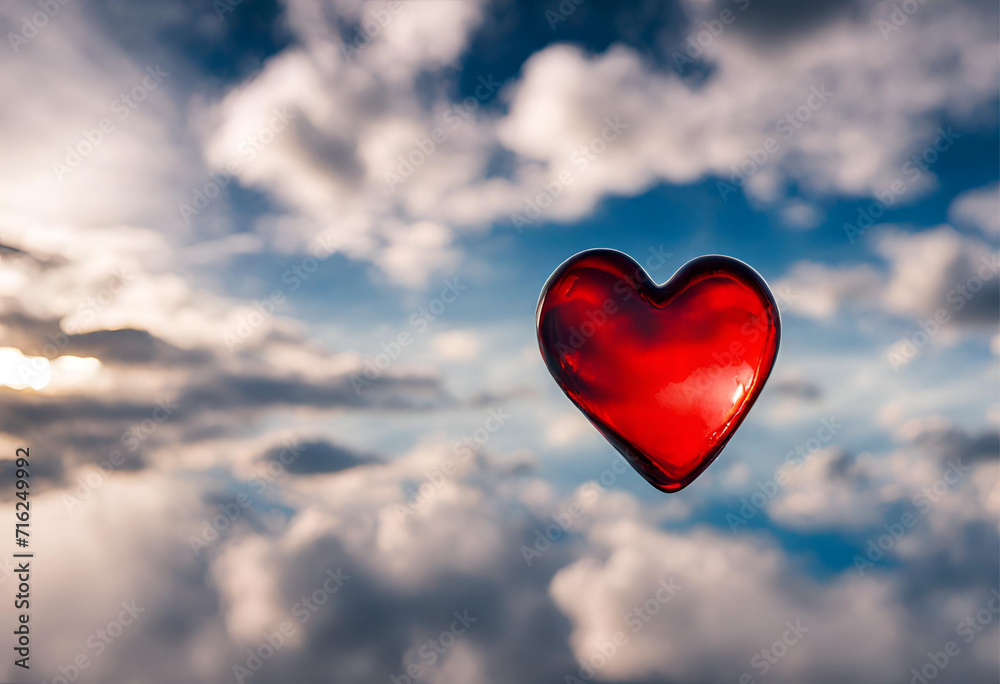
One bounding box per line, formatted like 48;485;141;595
769;378;823;401
262;439;379;475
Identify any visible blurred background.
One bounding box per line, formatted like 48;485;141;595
0;0;997;682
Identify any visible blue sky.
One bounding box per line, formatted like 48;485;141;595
0;0;997;682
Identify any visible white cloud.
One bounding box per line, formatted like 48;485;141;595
198;0;999;287
774;261;881;319
377;221;459;288
544;411;595;448
768;448;885;530
493;2;998;219
876;227;998;321
780;200;824;230
551;514;905;683
0;1;198;231
201;0;490;287
949;182;1000;238
768;418;1000;538
777;226;999;327
432;329;480;361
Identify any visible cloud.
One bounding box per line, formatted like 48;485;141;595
545;411;596;448
199;0;491;286
777;226;1000;328
877;227;1000;325
774;261;881;319
767;448;885;530
769;378;823;401
895;418;1000;467
779;199;824;230
0;0;200;232
261;439;379;475
190;0;1000;286
432;329;481;361
376;221;459;289
949;182;1000;238
0;3;997;684
768;419;999;535
66;328;213;366
494;0;998;218
13;434;994;684
552;515;906;684
0;301;454;486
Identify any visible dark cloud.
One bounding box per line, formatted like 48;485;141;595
769;378;823;401
717;0;860;44
0;312;66;354
262;439;379;475
178;371;451;412
825;449;869;483
465;385;536;406
0;314;211;366
949;278;1000;326
228;508;582;684
68;328;214;366
914;425;1000;466
0;362;449;490
289;116;366;188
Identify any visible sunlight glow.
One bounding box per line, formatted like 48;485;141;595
0;348;102;391
0;347;50;390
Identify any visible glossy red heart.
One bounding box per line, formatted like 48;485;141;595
536;250;780;492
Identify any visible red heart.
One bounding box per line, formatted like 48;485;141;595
536;250;780;492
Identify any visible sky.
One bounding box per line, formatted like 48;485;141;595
0;0;997;682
